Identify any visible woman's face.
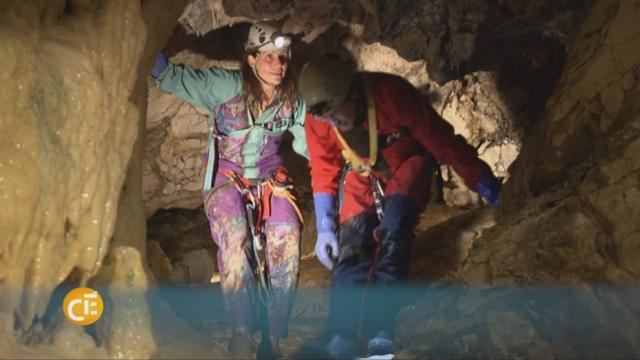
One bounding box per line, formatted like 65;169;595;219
248;49;289;88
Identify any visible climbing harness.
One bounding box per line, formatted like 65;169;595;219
203;112;219;194
332;80;410;341
202;93;291;193
212;168;303;306
333;80;388;220
331;84;378;178
201;88;304;308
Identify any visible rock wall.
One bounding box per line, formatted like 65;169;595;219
145;0;590;217
458;0;640;285
2;0;637;358
143;22;524;217
210;0;590;84
392;2;640;357
0;0;186;357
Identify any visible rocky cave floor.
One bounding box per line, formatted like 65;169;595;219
146;201;639;360
147;203;496;359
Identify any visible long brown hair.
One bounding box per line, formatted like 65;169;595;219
241;50;298;112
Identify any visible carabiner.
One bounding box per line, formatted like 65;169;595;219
371;177;385;221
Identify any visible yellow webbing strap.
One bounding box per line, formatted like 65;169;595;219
332;79;377;177
266;179;305;224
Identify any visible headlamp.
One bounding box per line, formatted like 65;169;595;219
271;34;291;49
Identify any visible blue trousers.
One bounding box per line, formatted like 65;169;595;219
328;195;422;339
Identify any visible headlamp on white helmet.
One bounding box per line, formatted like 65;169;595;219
272;34;291;50
245;21;291;52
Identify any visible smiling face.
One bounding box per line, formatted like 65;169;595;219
248;49;290;89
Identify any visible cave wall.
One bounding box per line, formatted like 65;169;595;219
142;36;522;265
456;0;640;284
144;0;547;216
1;0;637;358
0;0;186;357
395;3;640;357
142;0;592;285
144;0;592;217
211;0;591;84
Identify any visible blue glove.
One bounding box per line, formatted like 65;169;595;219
151;53;168;77
475;175;501;207
315;232;339;271
313;193;339;271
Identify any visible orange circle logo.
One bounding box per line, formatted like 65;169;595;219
62;287;104;326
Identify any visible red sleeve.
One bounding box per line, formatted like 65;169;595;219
304;113;344;196
378;76;492;189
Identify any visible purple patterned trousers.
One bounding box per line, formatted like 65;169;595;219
203;173;300;338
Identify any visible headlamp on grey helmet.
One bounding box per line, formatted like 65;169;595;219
245;21;291;52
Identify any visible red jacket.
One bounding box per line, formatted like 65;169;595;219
305;72;492;197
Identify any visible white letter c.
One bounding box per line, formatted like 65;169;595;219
67;299;84;321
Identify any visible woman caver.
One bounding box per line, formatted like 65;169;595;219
151;22;308;359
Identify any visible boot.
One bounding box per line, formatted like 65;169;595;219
326;333;359;359
228;332;254;359
256;336;283;359
297;333;359;359
367;330;395;357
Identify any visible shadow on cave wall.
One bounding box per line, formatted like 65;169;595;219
492;33;568;133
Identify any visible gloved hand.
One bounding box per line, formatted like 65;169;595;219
313;193;339;270
475;175;501;207
315;232;339;271
151;52;168;77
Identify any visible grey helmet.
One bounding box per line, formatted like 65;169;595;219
298;55;355;117
244;21;291;52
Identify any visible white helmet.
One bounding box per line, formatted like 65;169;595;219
244;21;291;52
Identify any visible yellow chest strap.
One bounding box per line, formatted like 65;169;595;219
332;80;377;176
